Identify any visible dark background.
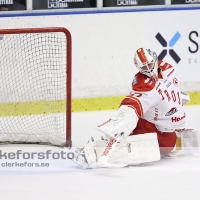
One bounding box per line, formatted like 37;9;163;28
0;0;26;11
33;0;96;10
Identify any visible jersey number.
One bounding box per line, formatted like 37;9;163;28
131;92;142;98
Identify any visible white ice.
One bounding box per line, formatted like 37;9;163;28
0;105;200;200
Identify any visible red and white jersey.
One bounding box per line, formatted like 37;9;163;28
121;60;185;132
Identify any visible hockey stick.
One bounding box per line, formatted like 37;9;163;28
97;133;127;168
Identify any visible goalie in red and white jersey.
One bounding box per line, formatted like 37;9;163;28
119;48;186;156
73;48;199;168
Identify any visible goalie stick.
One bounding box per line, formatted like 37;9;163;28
97;133;127;168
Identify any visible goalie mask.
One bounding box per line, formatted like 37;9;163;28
134;48;159;81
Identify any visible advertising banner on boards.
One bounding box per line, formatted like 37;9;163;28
150;10;200;83
33;0;96;10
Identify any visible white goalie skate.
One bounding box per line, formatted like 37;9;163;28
72;147;90;169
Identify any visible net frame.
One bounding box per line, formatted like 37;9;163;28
0;27;72;147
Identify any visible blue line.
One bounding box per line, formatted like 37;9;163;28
169;32;181;47
0;6;200;18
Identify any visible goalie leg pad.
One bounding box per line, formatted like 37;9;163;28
125;133;160;165
84;133;160;168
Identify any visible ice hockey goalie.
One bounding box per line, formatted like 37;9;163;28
73;48;200;168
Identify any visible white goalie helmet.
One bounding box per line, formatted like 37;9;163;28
134;48;159;81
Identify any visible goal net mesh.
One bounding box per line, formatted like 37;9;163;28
0;28;71;146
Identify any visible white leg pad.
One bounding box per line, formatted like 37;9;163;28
84;133;160;168
176;129;200;155
125;133;160;165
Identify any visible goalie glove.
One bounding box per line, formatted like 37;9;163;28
176;129;200;156
181;91;190;105
96;105;138;140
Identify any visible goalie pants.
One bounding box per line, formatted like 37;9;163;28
130;118;176;156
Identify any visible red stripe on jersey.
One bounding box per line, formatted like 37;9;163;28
167;69;174;77
120;96;143;117
137;48;147;63
158;60;172;71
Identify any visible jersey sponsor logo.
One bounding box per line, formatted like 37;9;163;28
171;113;186;123
154;108;159;121
166;82;171;88
173;78;178;86
165;107;178;116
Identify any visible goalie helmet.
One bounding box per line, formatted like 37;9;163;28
134;48;159;81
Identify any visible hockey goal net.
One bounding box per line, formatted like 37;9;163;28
0;27;72;147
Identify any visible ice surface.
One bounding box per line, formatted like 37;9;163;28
0;106;200;200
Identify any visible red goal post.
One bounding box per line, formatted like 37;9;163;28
0;27;72;147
